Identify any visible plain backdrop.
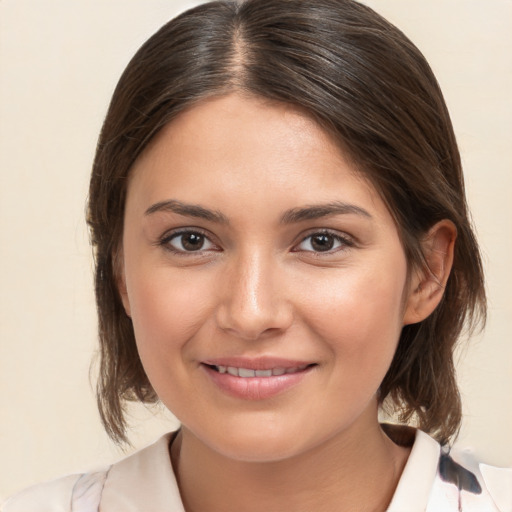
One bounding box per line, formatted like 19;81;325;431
1;0;511;500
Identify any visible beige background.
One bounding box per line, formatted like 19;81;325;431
1;0;511;500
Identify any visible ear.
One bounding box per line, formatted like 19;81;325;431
114;246;132;318
403;220;456;325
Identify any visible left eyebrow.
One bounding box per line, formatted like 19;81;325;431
280;201;372;224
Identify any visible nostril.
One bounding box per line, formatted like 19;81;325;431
214;297;294;341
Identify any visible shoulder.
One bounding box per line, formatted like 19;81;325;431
386;426;512;512
421;434;512;512
2;474;80;512
1;432;180;512
1;469;110;512
435;449;512;512
479;463;512;510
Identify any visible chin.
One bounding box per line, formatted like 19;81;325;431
194;413;341;464
189;418;309;463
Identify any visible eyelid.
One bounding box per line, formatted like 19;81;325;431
291;229;355;253
157;227;221;254
154;227;355;254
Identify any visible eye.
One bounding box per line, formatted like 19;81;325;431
161;230;217;253
294;231;353;253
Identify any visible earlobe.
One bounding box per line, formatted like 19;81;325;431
403;220;456;325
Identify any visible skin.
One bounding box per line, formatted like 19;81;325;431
119;93;455;512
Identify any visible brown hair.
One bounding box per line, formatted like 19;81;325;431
87;0;486;445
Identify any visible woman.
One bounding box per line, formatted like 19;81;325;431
3;0;510;510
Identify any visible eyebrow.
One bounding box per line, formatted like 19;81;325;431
280;201;372;224
144;199;372;225
145;200;229;224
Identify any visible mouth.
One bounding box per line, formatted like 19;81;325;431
205;364;312;378
201;360;316;400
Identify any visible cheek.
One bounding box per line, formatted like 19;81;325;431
126;267;215;361
125;267;221;411
298;263;407;365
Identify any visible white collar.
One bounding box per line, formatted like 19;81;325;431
386;428;440;511
100;432;185;511
100;429;439;511
99;428;509;512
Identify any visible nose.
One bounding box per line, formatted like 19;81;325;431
215;251;293;341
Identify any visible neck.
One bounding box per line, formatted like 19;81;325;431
171;409;410;512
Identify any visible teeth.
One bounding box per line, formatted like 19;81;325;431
286;366;303;374
238;368;256;377
214;365;309;377
255;369;272;377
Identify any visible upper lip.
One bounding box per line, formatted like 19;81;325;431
202;357;315;370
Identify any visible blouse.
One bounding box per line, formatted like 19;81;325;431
2;428;511;511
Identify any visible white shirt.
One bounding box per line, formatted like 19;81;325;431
2;429;511;512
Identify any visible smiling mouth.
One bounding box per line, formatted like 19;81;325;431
202;362;315;400
206;364;312;378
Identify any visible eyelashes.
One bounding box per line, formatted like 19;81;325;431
157;228;354;256
292;231;354;253
158;229;219;253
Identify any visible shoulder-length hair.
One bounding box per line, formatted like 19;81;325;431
87;0;486;445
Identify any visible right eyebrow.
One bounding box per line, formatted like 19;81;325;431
144;199;229;225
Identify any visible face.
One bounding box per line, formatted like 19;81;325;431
120;93;417;462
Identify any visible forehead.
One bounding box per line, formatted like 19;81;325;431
127;93;387;221
135;94;340;172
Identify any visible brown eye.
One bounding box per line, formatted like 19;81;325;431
181;233;205;251
166;231;214;252
295;231;352;253
310;234;335;251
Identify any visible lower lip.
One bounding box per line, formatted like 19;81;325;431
202;365;313;401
